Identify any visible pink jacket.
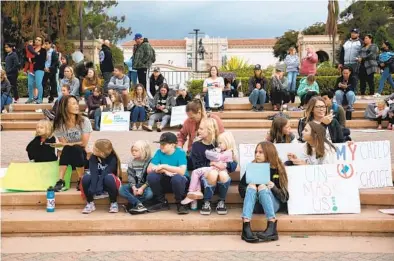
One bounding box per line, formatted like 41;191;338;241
205;149;233;163
300;52;318;76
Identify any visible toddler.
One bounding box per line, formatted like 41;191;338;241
26;120;57;162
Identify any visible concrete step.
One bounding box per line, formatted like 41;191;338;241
221;119;385;129
212;110;365;119
0;121;37;130
12;104;86;112
2;185;393;207
2;207;393;235
224;102;370;111
0;112;45;121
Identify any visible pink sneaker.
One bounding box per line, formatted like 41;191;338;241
387;124;392;130
187;191;203;200
181;197;194;205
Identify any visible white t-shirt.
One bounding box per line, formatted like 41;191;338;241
301;143;337;165
54;116;93;143
203;77;225;89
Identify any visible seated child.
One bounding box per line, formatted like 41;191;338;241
375;99;390;130
175;83;192;106
119;140;153;214
43;84;70;120
181;131;236;205
26;120;57;162
81;139;122;214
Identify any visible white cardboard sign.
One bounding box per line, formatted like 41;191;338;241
239;141;392;189
287;164;361;215
170;105;187;127
100;111;130;131
208;88;223;108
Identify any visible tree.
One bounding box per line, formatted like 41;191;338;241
303;22;326;35
221;56;251;71
326;0;339;66
273;30;299;61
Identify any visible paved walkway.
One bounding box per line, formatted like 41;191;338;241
1;129;393;167
2;235;394;261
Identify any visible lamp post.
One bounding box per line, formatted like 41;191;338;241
189;29;204;72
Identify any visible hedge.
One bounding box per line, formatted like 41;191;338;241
187;75;394;97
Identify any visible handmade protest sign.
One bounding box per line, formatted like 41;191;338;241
208;88;223;108
100;111;130;131
287;164;361;215
239;141;392;189
170;105;187;127
1;161;72;192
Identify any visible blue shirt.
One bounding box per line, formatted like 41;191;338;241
151;147;188;177
45;48;53;69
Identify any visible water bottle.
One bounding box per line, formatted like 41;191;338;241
8;104;13;113
191;200;198;211
46;186;55;212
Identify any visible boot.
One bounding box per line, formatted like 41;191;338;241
256;220;278;242
241;222;259;243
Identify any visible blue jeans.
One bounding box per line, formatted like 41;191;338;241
147;173;188;203
27;70;45;102
119;183;153;207
131;106;146;122
248;89;266;107
84;90;92;100
378;67;394;94
1;93;12;111
201;177;231;202
93;108;101;130
335;90;356;110
204;91;225;110
287;71;298;93
128;71;138;86
242;187;280;220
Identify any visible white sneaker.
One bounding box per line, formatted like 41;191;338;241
109;202;119;213
82;202;96;214
373;93;381;98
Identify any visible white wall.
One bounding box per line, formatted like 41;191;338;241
123;48;187;68
227;48;278;68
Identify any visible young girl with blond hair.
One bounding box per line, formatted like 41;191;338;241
109;91;124;112
127;84;149;130
26;120;57;162
81;139;122;214
119;140;153;214
239;142;289;243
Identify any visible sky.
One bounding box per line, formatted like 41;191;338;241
108;0;350;43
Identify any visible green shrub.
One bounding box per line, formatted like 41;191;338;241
187;74;394;97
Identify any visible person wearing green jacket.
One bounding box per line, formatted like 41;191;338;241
297;75;319;108
133;33;156;91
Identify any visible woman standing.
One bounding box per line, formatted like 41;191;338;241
60;66;80;98
26;36;47;104
300;45;318;76
359;34;379;97
284;47;299;103
375;41;394;97
177;99;224;154
4;43;19;103
203;66;225;112
52;95;92;192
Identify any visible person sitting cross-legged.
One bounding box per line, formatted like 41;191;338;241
334;66;357;112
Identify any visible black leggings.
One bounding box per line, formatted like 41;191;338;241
271;89;290;106
59;145;87;168
377;115;394;125
82;174;118;203
300;91;318;106
359;64;375;95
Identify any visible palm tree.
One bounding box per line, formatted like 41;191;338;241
326;0;339;66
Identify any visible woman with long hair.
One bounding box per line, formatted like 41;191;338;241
128;83;149;130
239;142;289;243
359;34;379;97
248;64;268;112
60;66;80;98
376;41;394;96
284;47;299;103
52;95;92;192
26;36;47;104
82;68;102;100
203;66;225;112
266;117;297;143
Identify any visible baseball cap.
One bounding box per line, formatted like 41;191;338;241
153;67;160;72
134;33;143;40
254;64;262;70
154;132;177;144
275;62;286;72
350;28;360;34
176;82;186;91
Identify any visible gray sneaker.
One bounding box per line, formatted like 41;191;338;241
216;200;228;215
200;201;211;215
82;202;96;214
109;202;119;213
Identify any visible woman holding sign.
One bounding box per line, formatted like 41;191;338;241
52;95;92;192
239;142;289;243
203;66;225;112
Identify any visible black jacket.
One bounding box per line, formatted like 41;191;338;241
176;92;192;106
1;79;11;95
334;75;357;93
88;153;118;195
149;74;165;97
238;168;289;209
26;136;57;162
99;45;114;73
49;50;59;74
298;117;345;143
5;51;20;75
32;48;47;71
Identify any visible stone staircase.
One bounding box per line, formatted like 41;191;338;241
0;98;386;130
2;170;394;236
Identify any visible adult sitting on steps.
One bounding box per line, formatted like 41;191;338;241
334;66;357;114
248;64;268;112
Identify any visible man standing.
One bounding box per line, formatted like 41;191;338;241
133;33;155;90
99;40;114;93
4;43;19;103
42;40;59;103
339;28;363;92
